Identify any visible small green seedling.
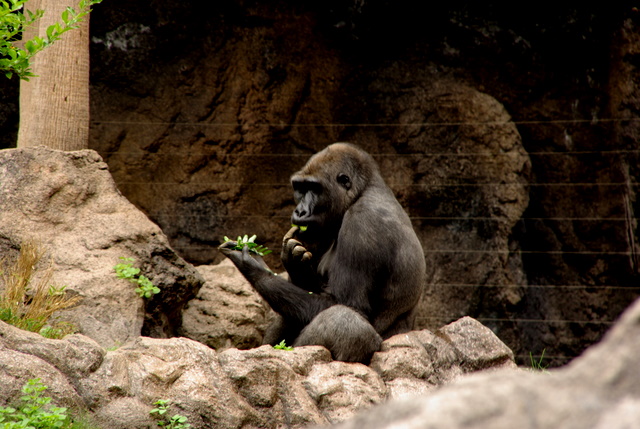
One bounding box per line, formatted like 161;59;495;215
114;257;161;298
273;340;294;351
529;349;549;372
223;234;272;256
292;224;308;232
150;399;192;429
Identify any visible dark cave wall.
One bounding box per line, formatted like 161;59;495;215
2;1;639;366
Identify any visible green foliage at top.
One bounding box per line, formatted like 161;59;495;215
0;378;91;428
273;340;294;351
223;234;272;256
0;0;103;80
113;257;160;299
150;400;191;429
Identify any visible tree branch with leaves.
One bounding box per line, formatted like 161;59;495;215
0;0;102;80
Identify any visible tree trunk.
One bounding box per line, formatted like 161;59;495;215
17;0;90;151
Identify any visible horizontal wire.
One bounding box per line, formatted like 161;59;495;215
420;316;616;325
477;317;615;325
144;214;632;222
515;355;575;360
97;149;640;157
430;283;640;290
172;245;634;255
89;117;640;128
116;182;639;187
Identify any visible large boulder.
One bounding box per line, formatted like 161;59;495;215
179;259;269;351
0;147;203;348
371;316;516;400
326;296;640;429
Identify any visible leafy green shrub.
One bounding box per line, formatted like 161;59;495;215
150;400;191;429
0;241;80;339
113;257;160;298
222;235;272;256
0;0;103;80
0;378;73;428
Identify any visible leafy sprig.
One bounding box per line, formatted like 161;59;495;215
150;400;192;429
273;340;294;351
0;0;103;80
223;234;272;256
291;224;308;232
114;257;161;299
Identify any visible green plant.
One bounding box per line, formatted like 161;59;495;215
150;400;191;429
0;0;103;80
529;349;549;372
273;340;294;351
222;235;272;256
0;378;72;428
0;241;80;339
113;257;160;299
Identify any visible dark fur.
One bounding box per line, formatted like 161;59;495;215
220;143;426;362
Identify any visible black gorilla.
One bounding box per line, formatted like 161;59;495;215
220;143;425;362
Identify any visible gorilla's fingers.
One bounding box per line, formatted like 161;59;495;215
219;240;239;256
219;240;238;249
283;226;299;243
291;245;306;258
284;238;303;254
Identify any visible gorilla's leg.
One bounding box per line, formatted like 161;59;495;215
262;313;285;345
293;305;383;363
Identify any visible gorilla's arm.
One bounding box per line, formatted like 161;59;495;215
219;242;337;325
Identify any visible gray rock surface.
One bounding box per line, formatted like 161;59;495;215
0;147;203;348
179;259;269;351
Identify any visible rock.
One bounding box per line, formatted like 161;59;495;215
80;336;262;429
218;345;331;427
323;296;640;429
179;259;269;351
0;147;203;348
0;310;516;428
370;318;516;400
0;321;99;409
303;361;388;423
439;316;516;371
0;320;105;380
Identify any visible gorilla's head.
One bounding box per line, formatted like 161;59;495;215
290;143;380;234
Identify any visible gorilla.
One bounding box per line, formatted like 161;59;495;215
220;143;425;363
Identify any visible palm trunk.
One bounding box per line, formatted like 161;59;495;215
17;0;90;151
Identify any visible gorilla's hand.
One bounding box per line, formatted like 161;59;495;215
219;241;272;282
281;226;315;287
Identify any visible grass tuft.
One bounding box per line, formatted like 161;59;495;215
0;241;80;338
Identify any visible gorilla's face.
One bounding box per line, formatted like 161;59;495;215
290;145;362;234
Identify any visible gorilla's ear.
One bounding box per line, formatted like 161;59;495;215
337;173;352;190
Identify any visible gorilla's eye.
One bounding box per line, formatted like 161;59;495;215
337;174;351;190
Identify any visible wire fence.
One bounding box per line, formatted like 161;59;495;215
90;116;640;364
